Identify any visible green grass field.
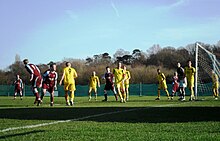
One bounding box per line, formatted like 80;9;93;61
0;95;220;141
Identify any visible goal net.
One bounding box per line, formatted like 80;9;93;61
195;43;220;98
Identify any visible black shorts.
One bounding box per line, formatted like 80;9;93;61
104;84;114;91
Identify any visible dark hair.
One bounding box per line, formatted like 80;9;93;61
50;63;56;68
23;59;28;64
66;62;70;66
106;66;110;70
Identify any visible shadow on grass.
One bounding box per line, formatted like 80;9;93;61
0;107;220;123
0;130;45;139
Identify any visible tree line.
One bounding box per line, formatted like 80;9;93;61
0;41;220;85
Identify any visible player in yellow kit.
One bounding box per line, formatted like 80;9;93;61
123;66;131;101
59;62;78;106
113;62;126;103
184;60;196;101
155;69;170;100
212;70;219;100
88;71;100;101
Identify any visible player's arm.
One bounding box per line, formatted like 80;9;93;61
20;79;24;89
122;72;126;84
161;73;166;81
54;72;58;88
43;71;49;78
193;67;196;74
127;71;131;80
59;71;65;85
73;69;78;78
97;77;100;87
112;69;116;83
184;67;187;77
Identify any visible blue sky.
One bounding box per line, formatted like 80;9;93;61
0;0;220;69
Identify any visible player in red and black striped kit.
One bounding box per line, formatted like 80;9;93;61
23;59;42;106
13;74;23;100
40;63;58;106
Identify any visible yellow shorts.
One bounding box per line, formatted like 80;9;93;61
64;83;76;91
158;82;167;90
124;83;129;88
187;79;194;88
89;87;97;93
213;83;219;89
116;82;125;91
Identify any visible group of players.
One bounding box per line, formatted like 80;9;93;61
14;59;131;106
156;60;219;101
13;59;218;106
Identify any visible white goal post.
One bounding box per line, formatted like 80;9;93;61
195;43;220;99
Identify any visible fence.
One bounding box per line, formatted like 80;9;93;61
0;83;212;97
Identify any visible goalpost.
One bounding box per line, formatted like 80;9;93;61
195;43;220;99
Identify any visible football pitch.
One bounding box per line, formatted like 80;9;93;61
0;96;220;141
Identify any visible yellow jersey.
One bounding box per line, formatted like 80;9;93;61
89;75;100;88
113;68;124;84
63;67;77;84
124;70;131;84
157;72;166;83
185;66;196;80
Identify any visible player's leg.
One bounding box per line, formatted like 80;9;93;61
111;85;118;101
156;84;161;100
162;82;170;99
14;89;17;100
188;83;195;101
171;90;174;100
65;91;70;105
88;87;92;101
94;87;98;101
213;83;219;99
19;89;23;100
33;77;42;106
180;87;186;101
64;84;70;106
164;88;170;99
70;91;75;106
103;89;108;101
188;79;195;101
125;84;129;101
189;86;194;101
116;83;123;102
40;88;47;103
171;84;175;100
50;89;54;106
213;84;218;100
121;83;126;102
216;88;219;99
33;87;41;106
69;83;76;106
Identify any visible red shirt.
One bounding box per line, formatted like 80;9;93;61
25;64;41;77
43;70;58;86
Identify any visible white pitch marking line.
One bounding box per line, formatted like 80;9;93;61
0;103;182;133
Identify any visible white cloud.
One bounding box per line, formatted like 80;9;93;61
154;0;188;11
111;1;120;18
169;0;187;9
